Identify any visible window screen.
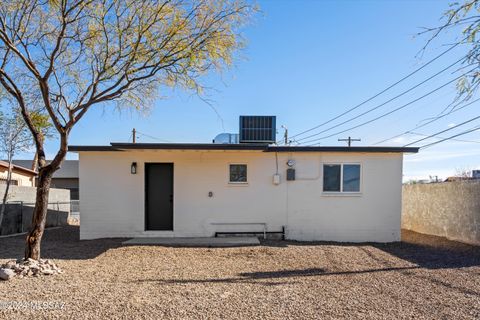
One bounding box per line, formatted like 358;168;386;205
343;164;360;192
229;164;247;183
323;165;341;192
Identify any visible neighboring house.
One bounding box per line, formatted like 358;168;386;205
12;160;79;200
0;160;37;187
70;142;418;242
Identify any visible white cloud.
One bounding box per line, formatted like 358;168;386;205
392;136;407;144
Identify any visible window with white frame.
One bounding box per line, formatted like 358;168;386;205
229;164;247;183
323;164;361;192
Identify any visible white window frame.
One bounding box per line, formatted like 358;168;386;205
228;163;248;185
322;163;362;194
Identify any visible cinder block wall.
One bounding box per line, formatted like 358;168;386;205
1;204;69;235
0;184;70;206
402;181;480;245
0;185;71;235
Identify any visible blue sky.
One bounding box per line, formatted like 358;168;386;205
34;0;480;181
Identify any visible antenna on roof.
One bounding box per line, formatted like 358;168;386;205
132;128;136;144
338;136;361;147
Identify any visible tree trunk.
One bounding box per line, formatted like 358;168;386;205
24;134;68;260
24;167;54;260
31;134;44;174
0;159;13;234
31;151;39;172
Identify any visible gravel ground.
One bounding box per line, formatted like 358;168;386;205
0;227;479;320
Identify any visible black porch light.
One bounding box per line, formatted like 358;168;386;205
131;162;137;174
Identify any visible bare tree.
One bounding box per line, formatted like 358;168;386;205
455;167;473;179
0;111;32;232
0;0;254;260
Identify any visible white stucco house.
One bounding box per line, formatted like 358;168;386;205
70;141;418;242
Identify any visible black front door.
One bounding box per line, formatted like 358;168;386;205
145;163;174;230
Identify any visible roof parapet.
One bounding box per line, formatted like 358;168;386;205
68;143;419;154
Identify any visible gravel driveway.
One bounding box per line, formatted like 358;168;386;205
0;226;479;319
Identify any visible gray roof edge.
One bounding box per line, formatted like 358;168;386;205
68;143;419;153
267;146;419;153
68;146;121;152
109;142;268;150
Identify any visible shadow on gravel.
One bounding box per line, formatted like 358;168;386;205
136;266;422;286
373;230;480;269
262;230;480;270
0;226;124;260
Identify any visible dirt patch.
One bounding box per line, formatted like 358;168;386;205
0;227;479;319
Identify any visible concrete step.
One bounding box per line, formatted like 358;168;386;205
122;236;260;247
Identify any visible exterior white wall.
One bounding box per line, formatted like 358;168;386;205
78;150;403;242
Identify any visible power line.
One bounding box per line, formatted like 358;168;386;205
419;125;480;149
373;97;480;145
135;131;172;143
407;131;480;144
404;114;480;146
287;43;462;143
300;70;473;145
295;56;464;143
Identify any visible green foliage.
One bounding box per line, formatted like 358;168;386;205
30;112;54;139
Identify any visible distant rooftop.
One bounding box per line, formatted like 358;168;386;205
0;160;37;176
12;160;78;179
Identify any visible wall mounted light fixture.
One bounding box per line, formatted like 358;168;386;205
131;162;137;174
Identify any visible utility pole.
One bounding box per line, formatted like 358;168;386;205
132;128;136;144
338;136;361;147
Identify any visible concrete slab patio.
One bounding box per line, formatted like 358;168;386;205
122;236;260;247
